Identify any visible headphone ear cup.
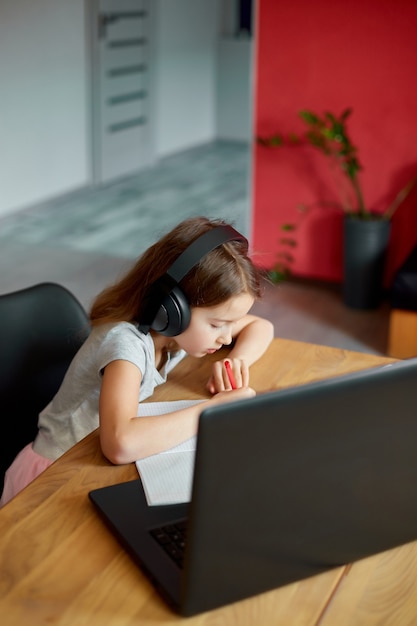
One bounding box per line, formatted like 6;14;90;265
151;286;191;336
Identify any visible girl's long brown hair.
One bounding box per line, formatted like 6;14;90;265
90;217;264;326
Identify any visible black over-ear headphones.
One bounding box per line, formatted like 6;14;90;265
138;224;248;337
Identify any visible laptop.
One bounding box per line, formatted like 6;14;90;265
89;357;417;616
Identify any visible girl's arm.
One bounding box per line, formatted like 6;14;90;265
207;314;274;393
99;359;255;464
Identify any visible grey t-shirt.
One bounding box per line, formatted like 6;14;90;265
33;322;186;461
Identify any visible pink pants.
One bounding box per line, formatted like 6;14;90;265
0;443;53;507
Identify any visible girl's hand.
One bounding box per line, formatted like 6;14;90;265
209;387;256;405
206;357;250;394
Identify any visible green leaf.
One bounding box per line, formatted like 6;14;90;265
277;252;295;263
340;108;353;121
289;133;301;144
279;237;297;247
269;135;284;146
268;269;288;283
299;110;319;125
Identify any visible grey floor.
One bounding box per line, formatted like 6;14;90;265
0;140;390;356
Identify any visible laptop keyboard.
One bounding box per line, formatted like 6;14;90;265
150;520;188;568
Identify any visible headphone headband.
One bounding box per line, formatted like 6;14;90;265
167;225;247;283
138;224;248;336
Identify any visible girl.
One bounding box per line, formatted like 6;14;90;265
1;217;274;506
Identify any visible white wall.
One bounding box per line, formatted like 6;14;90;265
154;0;220;157
216;37;252;142
0;0;251;218
0;0;89;218
154;0;252;155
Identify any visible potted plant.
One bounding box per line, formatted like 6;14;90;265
258;109;417;309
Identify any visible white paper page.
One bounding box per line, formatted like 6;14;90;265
135;400;203;506
137;399;202;418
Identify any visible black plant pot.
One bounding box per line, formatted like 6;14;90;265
343;215;391;310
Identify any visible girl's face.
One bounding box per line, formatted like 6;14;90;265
176;292;255;357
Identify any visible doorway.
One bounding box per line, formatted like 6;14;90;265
91;0;155;184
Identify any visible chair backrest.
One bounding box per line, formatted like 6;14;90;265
0;282;90;493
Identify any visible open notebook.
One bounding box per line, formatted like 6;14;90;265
136;400;203;505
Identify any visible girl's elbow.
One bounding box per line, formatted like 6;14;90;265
104;450;127;466
262;319;275;342
100;433;133;465
101;446;126;466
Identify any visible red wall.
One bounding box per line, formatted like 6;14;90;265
251;0;417;285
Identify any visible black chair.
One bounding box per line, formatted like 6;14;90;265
0;282;90;494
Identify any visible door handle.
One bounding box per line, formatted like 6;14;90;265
98;13;118;40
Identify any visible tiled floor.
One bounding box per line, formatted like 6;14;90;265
0;139;390;355
0;141;251;258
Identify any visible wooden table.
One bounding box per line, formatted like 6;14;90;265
1;338;409;626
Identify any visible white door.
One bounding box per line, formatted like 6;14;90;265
92;0;155;184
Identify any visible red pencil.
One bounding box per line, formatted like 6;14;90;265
224;360;237;389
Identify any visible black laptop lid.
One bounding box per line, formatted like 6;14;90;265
90;358;417;616
181;358;417;614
